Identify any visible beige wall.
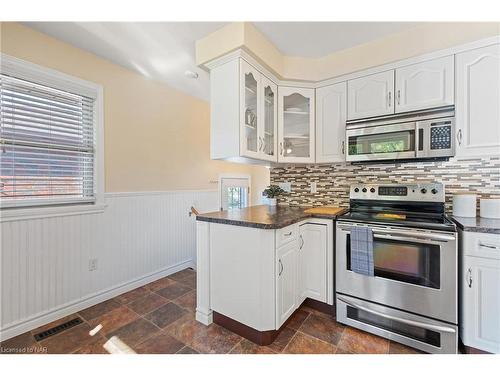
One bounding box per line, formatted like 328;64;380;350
1;22;270;204
197;22;500;81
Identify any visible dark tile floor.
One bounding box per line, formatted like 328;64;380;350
0;268;423;354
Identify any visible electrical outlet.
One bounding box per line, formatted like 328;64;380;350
89;258;98;271
279;182;292;193
310;181;317;194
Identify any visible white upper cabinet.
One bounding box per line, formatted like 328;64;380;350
278;87;315;163
455;44;500;158
347;70;395;120
240;60;261;159
210;58;277;163
316;82;347;163
259;76;278;162
395;56;454;113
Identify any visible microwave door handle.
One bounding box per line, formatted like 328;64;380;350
337;296;456;334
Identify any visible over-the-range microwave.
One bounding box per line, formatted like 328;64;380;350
345;107;455;163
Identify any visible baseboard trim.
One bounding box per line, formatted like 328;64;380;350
213;299;335;346
0;259;196;342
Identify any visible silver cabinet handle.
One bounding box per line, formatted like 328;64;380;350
397;90;401;105
283;231;292;237
338;296;456;334
258;137;263;151
479;243;500;250
467;268;473;288
279;259;283;276
457;129;463;146
341;140;345;154
279;142;283;156
299;234;304;250
388;91;392;107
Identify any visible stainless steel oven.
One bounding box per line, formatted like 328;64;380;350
335;183;458;354
346;108;455;162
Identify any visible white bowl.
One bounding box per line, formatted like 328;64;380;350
453;194;477;217
480;198;500;219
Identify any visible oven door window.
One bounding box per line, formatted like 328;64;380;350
347;235;441;289
348;129;415;156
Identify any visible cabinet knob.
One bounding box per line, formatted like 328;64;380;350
279;259;284;276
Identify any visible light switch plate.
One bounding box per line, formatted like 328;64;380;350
279;182;292;193
310;182;317;193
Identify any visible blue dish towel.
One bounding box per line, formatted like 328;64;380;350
350;226;374;276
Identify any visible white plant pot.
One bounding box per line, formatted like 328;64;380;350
267;198;277;206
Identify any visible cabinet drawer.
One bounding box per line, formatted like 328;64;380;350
463;231;500;260
276;224;299;248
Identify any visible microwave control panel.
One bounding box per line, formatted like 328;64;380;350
430;123;452;150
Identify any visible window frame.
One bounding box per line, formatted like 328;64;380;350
0;54;105;221
218;173;251;211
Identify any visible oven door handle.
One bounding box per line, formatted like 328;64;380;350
337;296;456;334
338;224;455;242
373;232;454;243
372;229;455;242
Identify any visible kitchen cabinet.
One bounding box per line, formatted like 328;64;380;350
347;70;394;120
460;230;500;354
210;58;277;163
276;239;299;327
197;217;333;332
455;44;500;158
278;87;315;163
315;82;347;163
395;56;454;113
260;76;278;162
298;223;328;303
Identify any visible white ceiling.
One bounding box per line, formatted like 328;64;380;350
25;22;228;101
253;22;422;58
25;22;421;101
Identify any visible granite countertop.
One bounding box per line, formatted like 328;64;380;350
196;205;348;229
451;216;500;234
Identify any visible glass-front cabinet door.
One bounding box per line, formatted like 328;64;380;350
260;77;277;162
278;87;315;163
240;60;260;158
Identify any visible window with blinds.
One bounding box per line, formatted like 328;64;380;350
0;74;96;208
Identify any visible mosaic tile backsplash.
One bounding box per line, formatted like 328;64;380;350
270;157;500;213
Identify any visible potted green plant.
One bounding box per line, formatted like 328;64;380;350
262;185;286;206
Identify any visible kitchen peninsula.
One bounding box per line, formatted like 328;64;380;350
195;205;345;344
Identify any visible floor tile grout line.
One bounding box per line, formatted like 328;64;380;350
281;329;299;353
227;337;244;354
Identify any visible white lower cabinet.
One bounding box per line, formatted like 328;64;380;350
460;231;500;353
298;223;328;303
276;220;332;328
276;239;299;327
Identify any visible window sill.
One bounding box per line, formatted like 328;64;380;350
0;203;107;222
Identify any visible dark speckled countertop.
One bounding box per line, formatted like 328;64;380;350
196;205;347;229
452;216;500;234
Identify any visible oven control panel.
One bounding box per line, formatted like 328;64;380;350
350;183;445;202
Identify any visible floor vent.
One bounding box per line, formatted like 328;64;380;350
33;317;83;342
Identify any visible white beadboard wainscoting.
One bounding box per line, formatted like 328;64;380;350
0;190;218;341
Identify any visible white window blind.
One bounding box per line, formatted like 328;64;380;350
0;74;96;208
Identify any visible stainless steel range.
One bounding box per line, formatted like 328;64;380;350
336;183;458;354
